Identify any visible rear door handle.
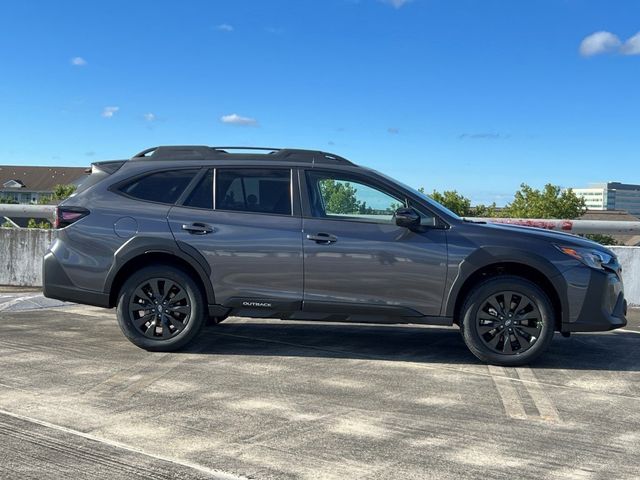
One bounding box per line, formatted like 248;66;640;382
306;233;338;244
182;222;213;235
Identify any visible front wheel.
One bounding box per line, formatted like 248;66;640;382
460;276;556;366
116;265;206;351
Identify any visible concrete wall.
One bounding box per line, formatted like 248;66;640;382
0;228;639;306
610;247;640;307
0;228;53;287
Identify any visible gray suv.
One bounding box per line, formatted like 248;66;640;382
43;146;627;366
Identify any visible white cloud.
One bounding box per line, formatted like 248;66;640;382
265;27;284;34
220;113;258;126
101;106;119;118
70;56;87;66
216;23;234;32
579;31;621;57
381;0;412;8
621;31;640;55
143;112;156;122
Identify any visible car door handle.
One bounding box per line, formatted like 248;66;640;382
306;233;338;244
182;222;213;235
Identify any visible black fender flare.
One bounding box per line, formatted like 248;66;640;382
443;246;568;321
103;236;215;306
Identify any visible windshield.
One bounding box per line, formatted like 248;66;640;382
370;169;463;220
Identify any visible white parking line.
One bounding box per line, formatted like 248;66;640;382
618;328;640;334
0;295;42;312
516;367;561;423
487;365;528;420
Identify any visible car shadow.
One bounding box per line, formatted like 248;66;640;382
185;320;640;372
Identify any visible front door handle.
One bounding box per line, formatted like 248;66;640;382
182;222;213;235
306;233;338;244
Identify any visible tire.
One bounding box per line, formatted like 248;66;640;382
116;265;206;351
459;275;555;366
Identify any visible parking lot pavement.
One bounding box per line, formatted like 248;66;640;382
1;299;639;480
0;288;71;312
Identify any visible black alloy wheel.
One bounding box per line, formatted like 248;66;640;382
129;277;191;339
474;291;543;355
460;275;555;366
116;265;206;351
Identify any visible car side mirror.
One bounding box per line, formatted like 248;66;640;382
394;207;421;229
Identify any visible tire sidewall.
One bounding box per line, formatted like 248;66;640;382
116;265;205;351
461;276;555;366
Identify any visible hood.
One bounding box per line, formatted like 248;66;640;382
463;220;613;254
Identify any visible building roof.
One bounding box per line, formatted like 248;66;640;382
581;210;640;246
0;165;88;192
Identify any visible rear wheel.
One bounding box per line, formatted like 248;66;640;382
116;265;206;351
460;276;555;366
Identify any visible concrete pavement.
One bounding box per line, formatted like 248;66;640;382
0;292;639;479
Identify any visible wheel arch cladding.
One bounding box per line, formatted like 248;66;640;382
449;261;564;331
106;241;214;308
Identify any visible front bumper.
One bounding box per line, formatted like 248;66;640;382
562;267;627;332
42;251;111;308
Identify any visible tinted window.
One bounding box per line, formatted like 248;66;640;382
183;169;213;209
216;169;291;215
307;171;405;223
120;169;198;204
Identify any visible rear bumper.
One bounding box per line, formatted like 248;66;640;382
562;267;627;332
42;251;111;308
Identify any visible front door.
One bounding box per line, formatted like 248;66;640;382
168;167;303;310
301;169;448;316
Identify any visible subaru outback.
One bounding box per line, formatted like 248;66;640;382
43;146;627;366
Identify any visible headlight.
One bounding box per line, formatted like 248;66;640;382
555;245;614;271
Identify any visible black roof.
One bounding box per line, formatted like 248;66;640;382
130;146;354;166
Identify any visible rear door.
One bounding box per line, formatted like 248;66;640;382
167;167;303;310
301;169;448;317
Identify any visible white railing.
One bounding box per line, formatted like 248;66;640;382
1;204;56;225
465;218;640;234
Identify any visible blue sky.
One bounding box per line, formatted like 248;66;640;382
1;0;639;205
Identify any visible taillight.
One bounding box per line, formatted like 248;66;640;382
54;206;90;229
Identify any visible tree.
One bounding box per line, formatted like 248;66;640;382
319;179;360;214
472;203;498;217
503;184;586;219
420;188;497;217
429;190;471;216
38;184;77;205
27;218;51;229
584;234;618;246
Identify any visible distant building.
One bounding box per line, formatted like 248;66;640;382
572;182;640;216
0;166;87;204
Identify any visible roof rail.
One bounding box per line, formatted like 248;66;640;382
130;145;354;165
132;146;214;161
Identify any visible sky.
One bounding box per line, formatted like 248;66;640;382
0;0;639;205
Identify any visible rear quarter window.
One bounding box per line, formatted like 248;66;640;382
118;169;198;204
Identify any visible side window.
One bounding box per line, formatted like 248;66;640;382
306;171;406;223
183;169;213;209
119;169;198;204
215;169;291;215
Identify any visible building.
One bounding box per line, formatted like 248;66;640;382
0;166;88;204
572;182;640;216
